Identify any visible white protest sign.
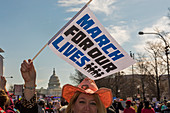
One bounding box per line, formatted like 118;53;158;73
48;6;135;80
14;84;23;96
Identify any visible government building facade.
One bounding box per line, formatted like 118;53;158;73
36;68;62;96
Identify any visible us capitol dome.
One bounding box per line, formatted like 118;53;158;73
37;68;62;96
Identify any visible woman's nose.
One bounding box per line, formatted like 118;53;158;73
84;104;90;110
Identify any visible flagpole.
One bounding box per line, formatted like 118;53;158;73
87;0;93;5
30;0;93;62
31;43;48;62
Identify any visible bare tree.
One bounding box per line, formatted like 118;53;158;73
69;69;86;85
95;71;126;98
144;41;167;101
69;69;128;99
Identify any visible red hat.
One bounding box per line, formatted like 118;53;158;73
62;77;112;108
126;100;132;105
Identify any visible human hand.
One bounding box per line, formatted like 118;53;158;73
20;59;36;87
55;102;61;110
0;76;7;90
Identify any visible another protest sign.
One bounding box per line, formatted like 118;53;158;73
14;84;23;96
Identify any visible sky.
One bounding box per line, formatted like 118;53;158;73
0;0;170;89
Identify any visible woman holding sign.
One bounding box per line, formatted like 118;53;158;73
20;59;113;113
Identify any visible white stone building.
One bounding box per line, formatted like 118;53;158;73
37;68;62;96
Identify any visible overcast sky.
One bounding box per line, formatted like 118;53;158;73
0;0;170;89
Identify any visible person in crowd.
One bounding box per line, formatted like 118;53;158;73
141;101;155;113
112;99;124;113
0;89;9;113
62;77;112;113
53;98;68;113
19;59;38;113
38;99;45;113
107;107;116;113
0;76;16;113
45;101;54;113
161;101;170;113
161;100;167;111
53;100;61;113
154;103;161;113
14;100;21;113
137;102;143;113
123;100;135;113
133;101;138;113
20;59;113;113
107;101;116;113
58;97;68;113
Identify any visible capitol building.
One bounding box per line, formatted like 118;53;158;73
36;68;62;96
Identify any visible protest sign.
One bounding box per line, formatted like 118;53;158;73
14;84;23;96
48;6;135;80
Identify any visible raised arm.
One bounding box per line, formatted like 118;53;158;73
20;59;36;101
0;76;7;92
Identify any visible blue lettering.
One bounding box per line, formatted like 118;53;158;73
75;13;125;62
76;56;90;67
94;35;110;47
52;36;64;50
109;50;124;61
87;27;102;39
102;43;117;54
58;42;70;52
63;44;78;57
69;50;84;62
76;14;95;30
69;50;90;67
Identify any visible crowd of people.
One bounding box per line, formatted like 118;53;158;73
107;99;170;113
0;59;170;113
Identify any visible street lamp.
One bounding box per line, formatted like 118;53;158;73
138;31;170;99
130;51;135;75
6;76;13;78
130;51;135;98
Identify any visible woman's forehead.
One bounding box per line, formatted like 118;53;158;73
77;93;95;100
